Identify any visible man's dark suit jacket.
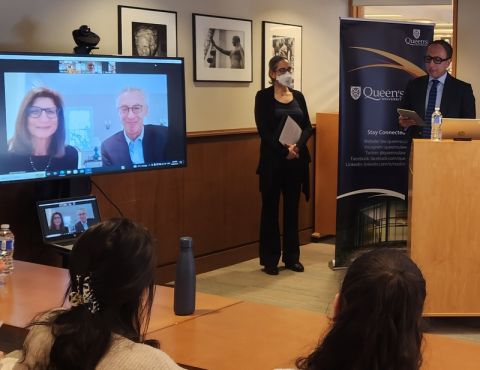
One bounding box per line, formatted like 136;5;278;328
74;219;95;233
254;86;313;200
101;124;168;166
400;73;476;138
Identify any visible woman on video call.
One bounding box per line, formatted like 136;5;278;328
3;87;78;173
48;211;69;234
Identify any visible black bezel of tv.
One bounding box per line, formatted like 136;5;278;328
0;51;187;184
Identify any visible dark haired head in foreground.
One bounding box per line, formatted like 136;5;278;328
296;248;426;370
18;218;183;370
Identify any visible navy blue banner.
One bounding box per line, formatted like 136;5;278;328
335;19;434;266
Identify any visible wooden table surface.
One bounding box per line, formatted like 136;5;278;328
0;261;241;332
150;300;480;370
0;261;68;327
148;300;328;370
3;261;480;370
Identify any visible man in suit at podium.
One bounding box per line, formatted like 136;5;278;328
399;40;476;139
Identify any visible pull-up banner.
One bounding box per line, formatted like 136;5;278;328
335;18;434;266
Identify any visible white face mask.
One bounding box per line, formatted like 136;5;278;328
276;71;294;88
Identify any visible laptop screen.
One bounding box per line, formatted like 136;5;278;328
37;195;101;244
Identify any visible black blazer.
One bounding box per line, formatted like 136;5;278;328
101;124;168;166
400;73;476;138
254;86;313;199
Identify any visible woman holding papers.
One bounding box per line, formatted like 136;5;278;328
254;55;313;276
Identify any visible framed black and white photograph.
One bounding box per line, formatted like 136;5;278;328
262;21;302;90
118;5;177;57
193;13;252;82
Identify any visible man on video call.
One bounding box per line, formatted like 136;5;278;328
101;87;168;166
74;208;95;233
398;40;476;139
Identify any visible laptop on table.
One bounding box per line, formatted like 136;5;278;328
37;195;101;251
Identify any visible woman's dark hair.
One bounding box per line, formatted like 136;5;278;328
49;212;65;231
268;55;289;84
296;248;426;370
24;218;157;370
8;87;66;157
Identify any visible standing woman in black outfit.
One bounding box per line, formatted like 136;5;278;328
254;56;313;275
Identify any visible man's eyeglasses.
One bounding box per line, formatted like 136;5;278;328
118;105;143;115
276;67;293;74
424;55;450;64
28;106;59;119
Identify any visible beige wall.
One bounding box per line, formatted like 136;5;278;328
456;0;479;116
0;0;348;132
1;1;476;131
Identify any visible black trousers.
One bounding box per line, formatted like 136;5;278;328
259;169;301;267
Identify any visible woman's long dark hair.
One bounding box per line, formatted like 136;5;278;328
23;218;157;370
296;248;426;370
49;212;65;231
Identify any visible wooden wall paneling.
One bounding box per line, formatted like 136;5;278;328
7;131;315;284
314;113;338;237
92;168;184;266
0;181;62;265
223;134;261;246
182;137;228;256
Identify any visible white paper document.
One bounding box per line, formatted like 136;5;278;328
279;115;302;145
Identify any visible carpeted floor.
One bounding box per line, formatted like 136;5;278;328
196;241;480;343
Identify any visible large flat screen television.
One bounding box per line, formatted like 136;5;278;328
0;52;186;183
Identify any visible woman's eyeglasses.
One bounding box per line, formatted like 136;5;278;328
28;106;59;119
276;67;293;74
424;55;449;64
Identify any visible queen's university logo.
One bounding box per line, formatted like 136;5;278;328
350;86;361;100
413;29;421;39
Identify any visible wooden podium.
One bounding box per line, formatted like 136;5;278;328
409;139;480;316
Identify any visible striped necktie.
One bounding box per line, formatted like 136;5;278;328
423;79;439;138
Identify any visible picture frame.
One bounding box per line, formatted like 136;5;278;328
262;21;302;90
193;13;252;82
118;5;177;57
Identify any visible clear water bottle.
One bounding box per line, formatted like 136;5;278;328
0;224;14;273
431;107;443;141
174;236;196;316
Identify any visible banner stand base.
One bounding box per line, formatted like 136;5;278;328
328;259;347;271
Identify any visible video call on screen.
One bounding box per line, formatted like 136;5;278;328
0;53;187;184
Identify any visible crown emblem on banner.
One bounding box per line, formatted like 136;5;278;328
413;29;421;39
350;86;361;100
